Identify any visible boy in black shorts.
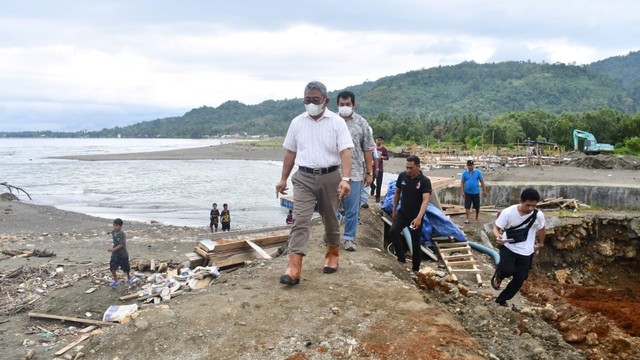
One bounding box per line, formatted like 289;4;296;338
209;203;220;233
220;203;231;232
107;218;137;288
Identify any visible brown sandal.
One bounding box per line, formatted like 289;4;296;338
491;272;502;290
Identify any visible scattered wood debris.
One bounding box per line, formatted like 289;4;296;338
537;197;589;210
440;204;499;216
191;226;290;268
2;248;56;257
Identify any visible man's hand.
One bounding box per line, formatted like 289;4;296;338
410;218;422;230
275;180;288;198
337;180;350;200
364;174;373;186
107;247;114;253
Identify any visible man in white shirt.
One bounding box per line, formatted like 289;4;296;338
491;188;546;308
276;81;354;286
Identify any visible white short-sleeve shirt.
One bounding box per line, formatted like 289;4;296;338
495;204;545;256
283;109;354;168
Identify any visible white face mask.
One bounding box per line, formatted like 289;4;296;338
338;106;353;117
305;103;324;116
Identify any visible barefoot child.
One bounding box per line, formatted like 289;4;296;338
107;218;137;288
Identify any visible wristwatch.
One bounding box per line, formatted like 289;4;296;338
341;177;351;183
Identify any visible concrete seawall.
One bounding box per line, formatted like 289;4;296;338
438;182;640;210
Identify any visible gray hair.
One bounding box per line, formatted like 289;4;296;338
305;81;328;98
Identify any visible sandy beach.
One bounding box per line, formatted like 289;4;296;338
55;141;640;187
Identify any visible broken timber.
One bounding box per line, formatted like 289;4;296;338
28;312;115;326
189;226;290;268
433;239;482;285
53;334;91;356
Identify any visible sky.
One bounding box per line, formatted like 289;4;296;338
1;0;638;132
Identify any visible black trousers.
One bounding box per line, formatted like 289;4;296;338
370;171;384;199
389;211;423;271
495;246;532;304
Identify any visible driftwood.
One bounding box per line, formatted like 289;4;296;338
1;249;56;258
0;182;32;200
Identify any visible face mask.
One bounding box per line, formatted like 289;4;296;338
338;106;353;117
305;103;324;116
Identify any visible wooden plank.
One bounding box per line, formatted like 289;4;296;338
194;246;210;262
28;312;115;326
209;234;288;254
447;269;482;273
79;325;98;333
438;247;470;253
436;242;469;248
202;225;291;240
150;258;156;272
198;239;217;251
119;292;142;301
53;334;91;356
446;259;477;266
245;240;272;259
442;253;474;260
210;246;282;268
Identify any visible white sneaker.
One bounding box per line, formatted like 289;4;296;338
343;241;356;251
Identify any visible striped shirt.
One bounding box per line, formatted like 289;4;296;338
283;109;354;168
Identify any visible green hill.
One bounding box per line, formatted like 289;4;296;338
94;54;639;138
6;51;635;140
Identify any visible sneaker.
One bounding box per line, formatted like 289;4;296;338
343;240;356;252
109;281;118;288
361;204;369;209
126;276;139;286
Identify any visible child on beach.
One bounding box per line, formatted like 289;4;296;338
286;209;294;226
107;218;137;288
220;204;231;232
209;202;220;233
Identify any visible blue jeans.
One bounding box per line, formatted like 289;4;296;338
340;180;363;241
360;182;369;206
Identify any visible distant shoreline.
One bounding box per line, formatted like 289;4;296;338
52;141;412;174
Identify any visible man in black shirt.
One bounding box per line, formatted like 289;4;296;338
390;155;432;272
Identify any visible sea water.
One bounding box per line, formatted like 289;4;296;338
0;138;289;229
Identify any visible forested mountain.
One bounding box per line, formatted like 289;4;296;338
90;53;638;139
5;51;640;141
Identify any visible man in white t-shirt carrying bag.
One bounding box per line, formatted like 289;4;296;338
491;188;546;309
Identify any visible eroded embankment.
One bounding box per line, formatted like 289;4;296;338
524;212;640;359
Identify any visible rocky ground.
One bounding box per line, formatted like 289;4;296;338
1;144;639;359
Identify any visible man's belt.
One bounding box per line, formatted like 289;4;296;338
298;165;339;175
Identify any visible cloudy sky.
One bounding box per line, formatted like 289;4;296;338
1;0;638;132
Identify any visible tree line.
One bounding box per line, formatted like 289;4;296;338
368;108;640;155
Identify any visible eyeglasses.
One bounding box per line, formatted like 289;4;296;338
303;97;325;105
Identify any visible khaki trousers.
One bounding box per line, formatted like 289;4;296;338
287;170;341;255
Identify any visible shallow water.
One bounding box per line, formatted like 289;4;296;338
0;138;289;229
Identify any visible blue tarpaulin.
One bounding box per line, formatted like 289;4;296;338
381;180;467;246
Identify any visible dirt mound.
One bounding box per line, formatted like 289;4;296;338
567;152;640;170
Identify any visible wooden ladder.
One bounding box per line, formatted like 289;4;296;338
433;239;483;285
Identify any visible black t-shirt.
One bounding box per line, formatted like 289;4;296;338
210;209;220;222
221;209;230;224
396;171;432;217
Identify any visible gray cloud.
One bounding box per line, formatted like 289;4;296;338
0;0;638;131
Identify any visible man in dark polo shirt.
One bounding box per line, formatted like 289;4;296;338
389;155;432;272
